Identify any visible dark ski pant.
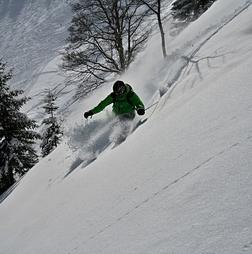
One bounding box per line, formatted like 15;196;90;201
118;111;135;121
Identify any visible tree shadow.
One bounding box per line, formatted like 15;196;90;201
0;179;21;204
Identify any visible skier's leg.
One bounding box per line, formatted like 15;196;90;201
115;112;135;144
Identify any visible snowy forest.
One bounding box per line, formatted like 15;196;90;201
0;0;252;253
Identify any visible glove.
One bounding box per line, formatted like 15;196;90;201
137;108;145;116
84;110;93;119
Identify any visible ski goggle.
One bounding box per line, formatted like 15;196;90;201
115;85;126;95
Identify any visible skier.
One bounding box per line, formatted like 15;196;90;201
84;80;145;120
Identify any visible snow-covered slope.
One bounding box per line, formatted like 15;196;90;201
0;0;252;254
0;0;77;119
0;0;71;98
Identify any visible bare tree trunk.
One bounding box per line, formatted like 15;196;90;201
114;0;126;70
140;0;167;58
157;0;167;58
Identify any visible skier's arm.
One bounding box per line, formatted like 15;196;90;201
91;94;114;114
130;92;145;110
129;92;145;115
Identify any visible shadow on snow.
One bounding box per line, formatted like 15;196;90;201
64;114;138;177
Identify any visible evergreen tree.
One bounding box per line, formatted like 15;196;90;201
171;0;216;22
0;61;40;195
40;90;62;157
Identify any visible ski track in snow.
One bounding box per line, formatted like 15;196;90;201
157;0;252;109
1;1;252;253
64;116;141;177
74;135;252;250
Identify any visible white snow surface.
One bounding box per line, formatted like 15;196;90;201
1;0;252;253
0;0;71;88
0;0;72;118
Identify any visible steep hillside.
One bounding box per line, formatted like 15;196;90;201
0;0;71;91
0;0;252;254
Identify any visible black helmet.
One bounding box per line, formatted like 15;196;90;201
113;80;126;95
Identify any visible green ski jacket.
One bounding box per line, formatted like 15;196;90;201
91;84;144;116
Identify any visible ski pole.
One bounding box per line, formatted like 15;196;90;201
145;101;159;111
